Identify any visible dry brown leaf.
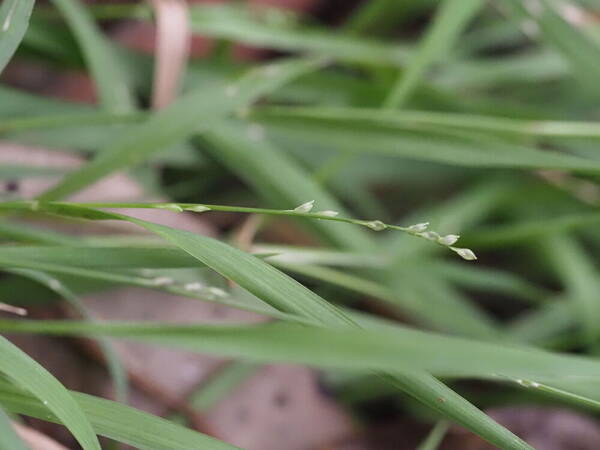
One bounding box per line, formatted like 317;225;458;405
148;0;191;109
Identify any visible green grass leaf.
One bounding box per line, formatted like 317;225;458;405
189;4;409;67
9;269;128;403
258;110;600;173
506;299;574;345
416;421;449;450
0;335;100;449
12;203;530;450
275;262;499;338
256;106;600;139
504;0;600;91
0;0;35;73
0;254;299;322
0;246;197;269
0;380;237;450
39;57;323;200
464;213;600;248
0;407;28;450
384;0;484;107
543;236;600;344
49;0;134;112
2;319;600;404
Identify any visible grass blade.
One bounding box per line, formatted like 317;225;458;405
543;236;600;344
0;381;237;450
8;269;128;403
416;421;449;450
0;407;28;450
260;114;600;174
0;336;100;449
504;0;600;90
18;203;531;450
189;4;408;67
276;262;498;338
383;0;484;108
49;0;134;112
39;57;323;200
2;319;600;400
256;106;600;139
0;0;35;73
506;299;574;345
0;246;197;269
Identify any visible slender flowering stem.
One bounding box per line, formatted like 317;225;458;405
0;200;477;260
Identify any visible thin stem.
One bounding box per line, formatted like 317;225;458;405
416;420;450;450
0;200;477;260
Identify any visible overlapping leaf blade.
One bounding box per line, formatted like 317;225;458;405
50;0;134;112
0;380;237;450
12;203;531;449
0;336;100;449
39;57;323;200
0;407;28;450
0;0;35;73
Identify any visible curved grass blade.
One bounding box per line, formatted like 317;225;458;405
504;0;600;90
188;361;258;413
0;407;28;450
0;0;35;73
343;0;396;34
276;262;498;338
0;246;198;269
382;372;529;450
189;4;408;67
0;85;91;117
3;319;600;402
256;106;600;139
464;212;600;248
0;256;297;322
39;57;323;201
0;336;100;449
8;269;128;404
383;0;484;108
259;114;600;174
506;299;575;346
393;270;499;338
134;219;353;325
10;203;531;449
427;260;550;304
384;179;509;259
511;379;600;411
0;223;77;245
543;236;600;344
0;380;237;450
44;2;410;66
416;421;449;450
49;0;134;112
